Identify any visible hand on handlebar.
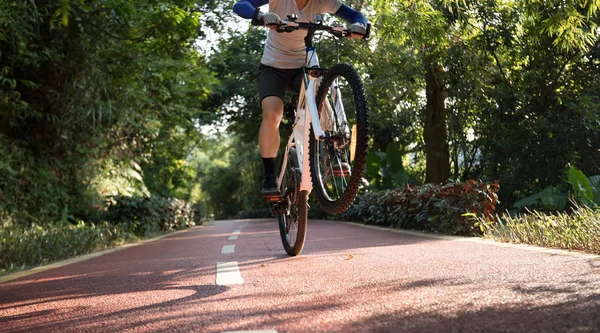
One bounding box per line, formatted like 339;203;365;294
348;23;367;39
260;12;282;27
251;10;281;27
262;20;370;40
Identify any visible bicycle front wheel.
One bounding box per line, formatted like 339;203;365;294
310;64;369;215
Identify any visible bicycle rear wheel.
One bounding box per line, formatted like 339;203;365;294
310;64;369;215
277;147;308;256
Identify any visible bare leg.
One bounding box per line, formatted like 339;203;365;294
259;96;284;158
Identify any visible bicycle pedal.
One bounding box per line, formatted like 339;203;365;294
264;195;283;203
333;170;351;177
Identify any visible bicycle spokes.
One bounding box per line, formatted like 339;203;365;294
313;78;357;202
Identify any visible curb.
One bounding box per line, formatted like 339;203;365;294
0;225;203;284
315;219;600;260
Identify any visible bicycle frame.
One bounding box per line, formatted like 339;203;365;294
278;46;346;193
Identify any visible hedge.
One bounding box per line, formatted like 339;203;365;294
0;221;135;273
1;195;201;274
106;196;198;236
339;180;500;236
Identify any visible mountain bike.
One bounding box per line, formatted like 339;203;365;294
267;15;370;256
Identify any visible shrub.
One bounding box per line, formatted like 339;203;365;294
0;135;74;226
106;196;197;236
0;196;201;274
192;203;205;225
0;221;136;273
339;180;500;236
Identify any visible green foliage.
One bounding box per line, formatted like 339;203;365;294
0;0;221;226
189;133;265;220
525;0;600;52
0;193;200;274
340;180;500;236
512;167;600;212
0;134;73;225
590;176;600;205
2;0;600;237
367;0;600;204
205;27;265;142
481;205;600;254
513;186;569;212
106;196;198;236
191;203;206;226
90;160;150;197
364;142;412;189
0;221;136;273
568;165;594;203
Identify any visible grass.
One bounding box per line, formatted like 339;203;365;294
480;205;600;254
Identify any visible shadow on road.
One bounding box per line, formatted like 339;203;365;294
334;293;600;332
0;267;229;332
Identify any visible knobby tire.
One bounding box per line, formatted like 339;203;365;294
310;63;369;215
278;190;308;256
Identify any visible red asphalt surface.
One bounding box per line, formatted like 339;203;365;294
1;219;599;333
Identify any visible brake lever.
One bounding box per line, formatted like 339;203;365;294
330;26;349;39
266;23;285;33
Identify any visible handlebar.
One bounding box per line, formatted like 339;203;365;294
263;20;371;40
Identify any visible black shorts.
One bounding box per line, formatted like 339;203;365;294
258;63;303;103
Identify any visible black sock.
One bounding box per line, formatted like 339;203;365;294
262;157;276;175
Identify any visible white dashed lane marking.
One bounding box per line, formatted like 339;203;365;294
221;245;235;254
216;262;244;285
232;229;241;234
229;235;238;240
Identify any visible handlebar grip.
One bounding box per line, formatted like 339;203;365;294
331;30;344;38
364;23;372;40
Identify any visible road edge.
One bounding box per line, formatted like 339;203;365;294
0;225;203;284
315;219;600;259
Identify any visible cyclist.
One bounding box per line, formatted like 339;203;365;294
233;0;368;198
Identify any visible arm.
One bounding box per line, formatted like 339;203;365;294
334;4;367;27
233;0;269;19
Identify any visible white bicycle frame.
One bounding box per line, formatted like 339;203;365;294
277;36;350;193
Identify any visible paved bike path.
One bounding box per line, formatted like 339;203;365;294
1;219;599;332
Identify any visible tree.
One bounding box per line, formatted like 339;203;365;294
0;0;222;224
372;0;458;184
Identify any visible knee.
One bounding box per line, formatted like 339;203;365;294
262;98;283;126
263;108;283;125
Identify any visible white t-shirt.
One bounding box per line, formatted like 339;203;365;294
261;0;343;69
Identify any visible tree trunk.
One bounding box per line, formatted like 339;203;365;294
424;59;450;184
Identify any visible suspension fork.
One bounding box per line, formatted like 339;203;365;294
331;79;350;136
